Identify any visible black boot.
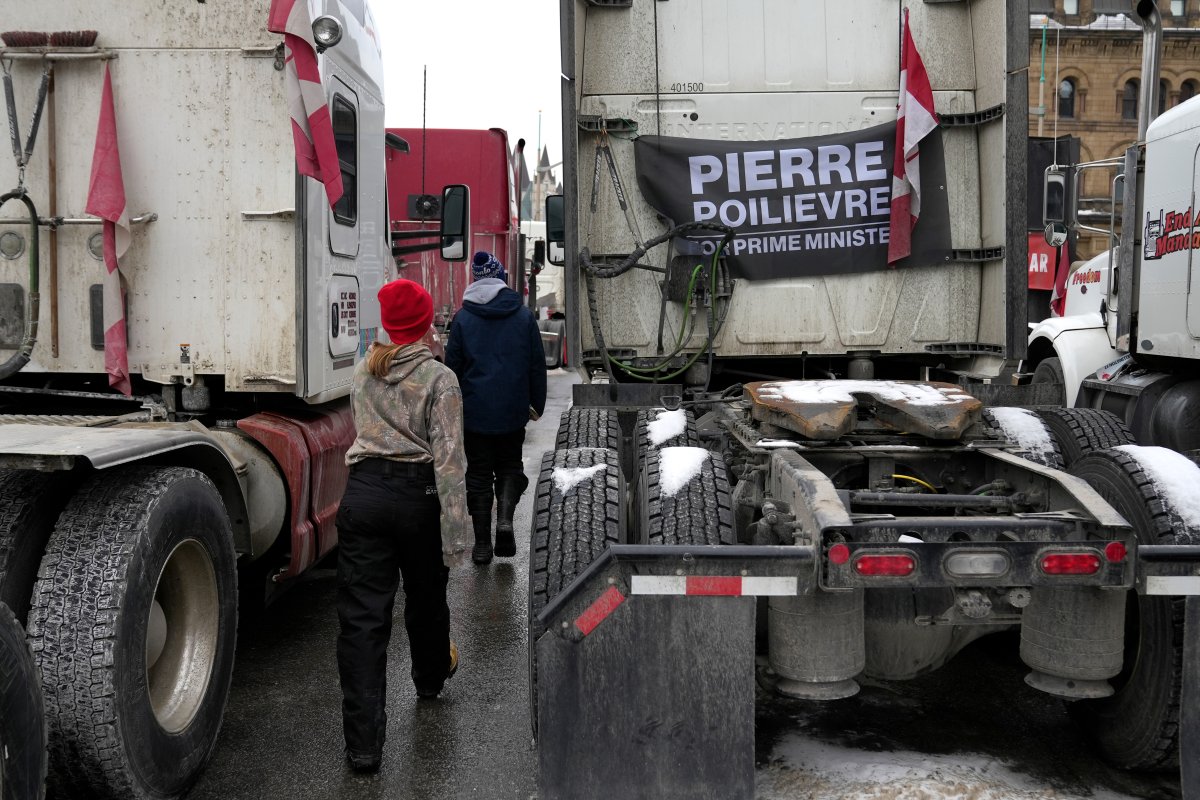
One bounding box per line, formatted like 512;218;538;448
493;474;528;558
471;514;493;564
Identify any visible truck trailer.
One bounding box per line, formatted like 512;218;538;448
533;1;1200;797
0;2;464;797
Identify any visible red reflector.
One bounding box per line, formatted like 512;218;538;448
853;554;915;577
1104;541;1127;563
1040;552;1101;575
828;543;850;565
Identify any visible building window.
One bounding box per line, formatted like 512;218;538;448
1182;80;1198;105
1172;0;1185;16
331;95;357;226
1063;0;1079;14
1123;79;1140;120
1160;79;1169;114
1058;78;1076;118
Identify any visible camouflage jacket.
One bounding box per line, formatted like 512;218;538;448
345;343;467;564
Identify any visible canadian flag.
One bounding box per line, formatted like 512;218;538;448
268;0;344;206
887;8;939;265
84;65;131;397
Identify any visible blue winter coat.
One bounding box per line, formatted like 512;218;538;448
446;279;548;435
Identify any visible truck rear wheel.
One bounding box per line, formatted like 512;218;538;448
27;466;237;799
1036;408;1135;467
555;407;619;450
528;447;624;739
0;601;45;800
1067;447;1197;770
0;470;77;624
636;407;699;450
637;448;734;546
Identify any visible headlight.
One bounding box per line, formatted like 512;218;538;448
0;231;24;260
312;16;343;49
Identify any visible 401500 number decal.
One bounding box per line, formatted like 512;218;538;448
668;82;704;93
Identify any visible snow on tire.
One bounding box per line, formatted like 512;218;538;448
27;465;238;799
981;407;1064;470
638;447;734;546
636;407;699;451
1068;446;1200;771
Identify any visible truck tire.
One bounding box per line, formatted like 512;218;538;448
636;407;700;450
981;407;1064;470
1030;356;1067;406
1036;407;1135;467
528;447;624;739
0;470;77;624
637;448;734;546
555;407;620;450
0;601;45;800
1067;447;1197;770
27;466;238;799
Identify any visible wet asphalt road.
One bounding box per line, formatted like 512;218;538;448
188;369;1183;800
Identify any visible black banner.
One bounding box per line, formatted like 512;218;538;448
633;122;952;280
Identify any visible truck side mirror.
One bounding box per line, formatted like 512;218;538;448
1043;167;1068;225
533;240;546;266
546;194;565;266
440;184;470;262
1045;222;1068;248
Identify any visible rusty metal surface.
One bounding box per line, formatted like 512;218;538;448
744;380;982;440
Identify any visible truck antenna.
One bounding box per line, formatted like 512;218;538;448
422;65;427;198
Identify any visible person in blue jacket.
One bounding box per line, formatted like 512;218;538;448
446;251;548;564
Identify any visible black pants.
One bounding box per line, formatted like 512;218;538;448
464;429;528;516
335;459;450;757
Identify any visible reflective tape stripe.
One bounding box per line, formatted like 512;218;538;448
630;575;798;596
1145;576;1200;596
574;586;626;635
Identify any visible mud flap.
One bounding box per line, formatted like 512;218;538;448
537;593;756;800
1184;597;1200;798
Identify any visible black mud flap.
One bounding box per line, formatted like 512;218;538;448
537;595;754;800
1184;598;1200;798
535;544;813;800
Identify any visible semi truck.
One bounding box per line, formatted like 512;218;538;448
1025;2;1200;454
386;126;519;330
0;2;464;798
533;1;1200;798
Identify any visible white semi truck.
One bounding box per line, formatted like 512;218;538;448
0;2;465;797
533;1;1200;798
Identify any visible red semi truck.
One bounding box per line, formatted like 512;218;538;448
385;127;521;329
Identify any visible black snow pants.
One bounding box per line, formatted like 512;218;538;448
335;458;450;758
464;428;528;519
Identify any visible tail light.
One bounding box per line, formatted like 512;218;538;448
853;554;915;577
944;551;1010;578
1104;541;1127;563
1040;552;1101;575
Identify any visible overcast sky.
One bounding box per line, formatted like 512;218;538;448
372;0;564;175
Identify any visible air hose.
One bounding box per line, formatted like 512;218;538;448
0;191;39;379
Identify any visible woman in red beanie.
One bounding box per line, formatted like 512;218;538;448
334;278;468;773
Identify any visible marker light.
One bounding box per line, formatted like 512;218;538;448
1104;541;1128;563
1040;552;1101;575
944;551;1010;578
312;15;343;49
828;543;850;565
854;554;915;577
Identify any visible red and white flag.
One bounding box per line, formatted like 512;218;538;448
268;0;344;206
85;65;131;397
887;8;939;265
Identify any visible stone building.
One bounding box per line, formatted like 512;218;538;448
1028;1;1200;257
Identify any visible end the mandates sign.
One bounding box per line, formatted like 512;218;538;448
634;123;952;280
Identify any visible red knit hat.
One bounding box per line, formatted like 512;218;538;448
378;279;434;346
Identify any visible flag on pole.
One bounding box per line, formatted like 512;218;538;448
268;0;344;206
887;8;939;265
85;65;132;397
1050;247;1068;316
